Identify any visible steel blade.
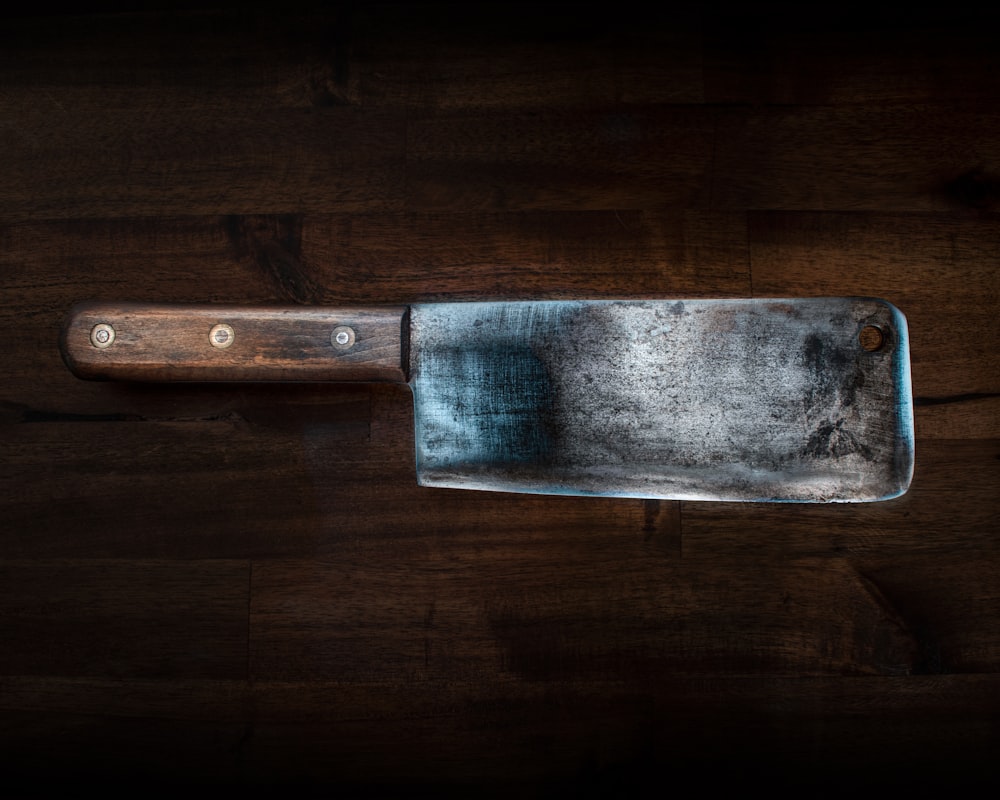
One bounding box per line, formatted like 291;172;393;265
408;298;913;502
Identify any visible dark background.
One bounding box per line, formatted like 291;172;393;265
2;4;998;795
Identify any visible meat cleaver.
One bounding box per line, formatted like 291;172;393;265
61;298;914;502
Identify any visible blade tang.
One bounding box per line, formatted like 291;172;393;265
61;301;409;382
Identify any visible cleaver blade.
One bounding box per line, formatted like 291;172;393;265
62;297;914;502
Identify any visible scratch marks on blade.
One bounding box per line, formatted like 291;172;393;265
410;303;571;474
409;299;912;501
412;340;556;466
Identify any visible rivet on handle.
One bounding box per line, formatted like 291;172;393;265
90;323;116;349
331;326;356;350
209;323;235;349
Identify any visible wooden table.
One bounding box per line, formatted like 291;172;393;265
2;6;998;793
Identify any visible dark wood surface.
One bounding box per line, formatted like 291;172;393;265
2;5;999;794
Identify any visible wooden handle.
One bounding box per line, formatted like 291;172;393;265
60;302;409;383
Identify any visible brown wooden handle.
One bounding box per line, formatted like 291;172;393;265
60;302;409;383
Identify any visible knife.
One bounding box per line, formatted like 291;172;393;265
60;298;914;502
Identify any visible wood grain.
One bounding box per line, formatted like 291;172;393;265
0;107;406;219
250;555;921;682
297;210;750;300
60;302;408;382
0;560;248;678
2;5;999;794
405;106;718;211
712;106;1000;212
